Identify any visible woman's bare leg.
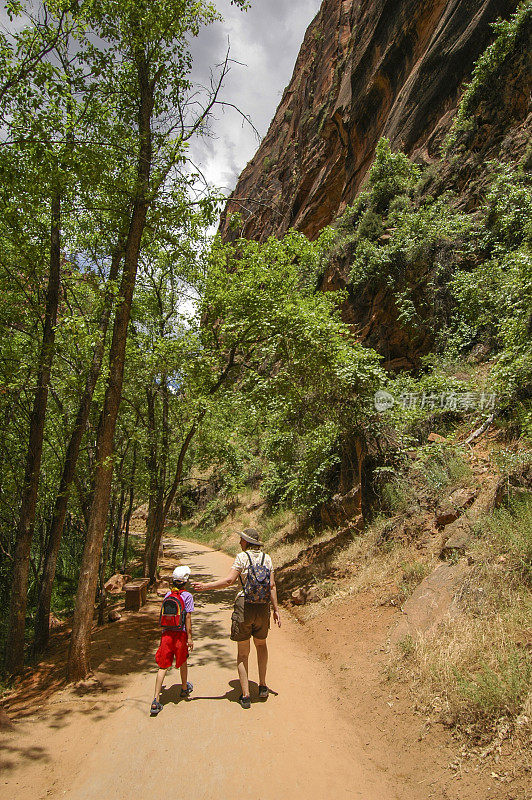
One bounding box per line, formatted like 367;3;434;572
254;637;268;686
237;639;251;697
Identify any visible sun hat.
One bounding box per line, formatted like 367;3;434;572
172;565;191;584
239;528;263;547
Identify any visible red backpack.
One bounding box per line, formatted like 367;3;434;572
159;591;186;630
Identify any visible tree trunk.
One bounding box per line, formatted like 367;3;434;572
67;64;153;681
4;188;61;675
121;444;137;573
111;486;126;572
34;247;123;653
146;491;165;584
142;387;159;576
143;377;169;582
146;420;199;583
97;530;111;628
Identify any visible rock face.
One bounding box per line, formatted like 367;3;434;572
104;573;130;595
390;560;471;645
220;0;519;243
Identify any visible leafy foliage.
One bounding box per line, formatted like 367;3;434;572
444;1;532;151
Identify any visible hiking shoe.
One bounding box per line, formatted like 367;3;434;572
238;694;251;709
180;681;193;699
150;699;163;716
258;684;269;700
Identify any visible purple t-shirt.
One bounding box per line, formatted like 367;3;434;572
164;589;194;614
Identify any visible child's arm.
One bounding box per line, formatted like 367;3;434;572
186;613;193;651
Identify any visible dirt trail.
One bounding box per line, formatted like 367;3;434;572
1;539;398;800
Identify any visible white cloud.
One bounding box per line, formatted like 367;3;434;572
189;0;321;194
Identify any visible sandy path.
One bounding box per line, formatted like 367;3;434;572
1;539;398;800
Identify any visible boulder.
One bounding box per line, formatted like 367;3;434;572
448;488;477;509
291;587;307;606
441;525;472;559
436;488;477;528
427;432;446;443
290;585;321;605
435;506;460;528
108;610;122;623
131;504;148;521
390;561;470;645
104;573;130;595
320;485;361;528
304;586;320;603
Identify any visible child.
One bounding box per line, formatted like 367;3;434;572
150;565;194;716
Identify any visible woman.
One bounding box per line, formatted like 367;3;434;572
193;527;281;709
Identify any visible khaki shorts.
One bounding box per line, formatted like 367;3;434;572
230;595;270;641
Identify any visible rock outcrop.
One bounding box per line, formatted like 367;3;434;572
220;0;520;243
390;560;471;645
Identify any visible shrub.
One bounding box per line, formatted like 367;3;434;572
399;561;431;602
454;647;532;724
197;497;229;531
368;138;421;213
477;496;532;586
444;2;532;151
356;209;384;241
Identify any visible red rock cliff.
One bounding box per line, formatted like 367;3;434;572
220;0;519;242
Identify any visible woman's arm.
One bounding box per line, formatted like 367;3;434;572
270;570;281;627
192;568;240;592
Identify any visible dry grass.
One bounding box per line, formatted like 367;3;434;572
399;591;532;738
300;517;437;619
392;497;532;740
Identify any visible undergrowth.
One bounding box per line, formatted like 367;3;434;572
395;494;532;737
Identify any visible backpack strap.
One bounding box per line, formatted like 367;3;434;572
239;551;252;589
172;590;185;613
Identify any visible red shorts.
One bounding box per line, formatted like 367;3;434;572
155;630;189;669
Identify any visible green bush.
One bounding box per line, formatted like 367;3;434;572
478;496;532;586
368;138;421;213
444;2;532;151
197;497;229;531
454;647;532;724
262;422;341;511
451;166;532;419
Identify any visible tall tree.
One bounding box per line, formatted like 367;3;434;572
3;11;91;672
34;244;124;652
67;0;240;680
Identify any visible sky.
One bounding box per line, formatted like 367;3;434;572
189;0;322;195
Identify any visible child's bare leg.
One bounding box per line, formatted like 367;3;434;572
179;661;188;690
154;668;167;702
237;639;251;697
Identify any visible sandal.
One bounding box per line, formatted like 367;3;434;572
258;684;269;699
238;694;251;709
150;699;163;716
180;681;193;698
